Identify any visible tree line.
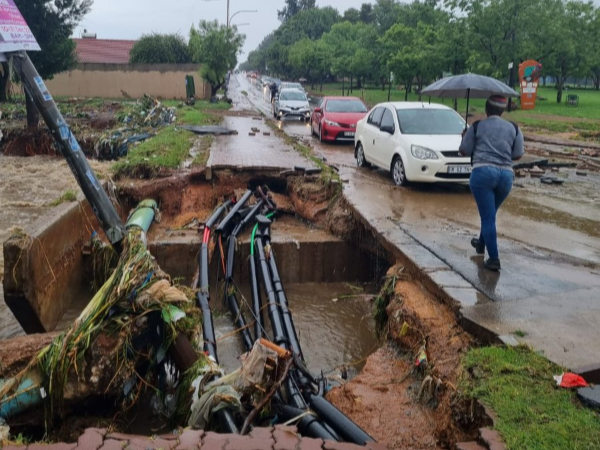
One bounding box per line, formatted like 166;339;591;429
239;0;600;103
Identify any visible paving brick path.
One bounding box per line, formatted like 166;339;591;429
1;426;387;450
207;117;317;172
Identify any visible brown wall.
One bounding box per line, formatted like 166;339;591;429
45;63;211;100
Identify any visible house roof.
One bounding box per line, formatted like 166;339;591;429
74;38;136;64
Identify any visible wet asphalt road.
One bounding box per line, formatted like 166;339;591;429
235;74;600;368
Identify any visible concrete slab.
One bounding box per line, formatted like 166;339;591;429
427;269;473;288
577;386;600;409
462;287;600;369
208;116;316;172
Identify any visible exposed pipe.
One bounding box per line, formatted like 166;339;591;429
308;394;374;445
215;190;253;234
126;199;158;232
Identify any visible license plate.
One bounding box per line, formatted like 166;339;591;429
448;165;472;174
344;132;355;137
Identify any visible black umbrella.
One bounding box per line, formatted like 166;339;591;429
421;73;519;129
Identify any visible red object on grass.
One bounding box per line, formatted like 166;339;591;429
554;372;588;388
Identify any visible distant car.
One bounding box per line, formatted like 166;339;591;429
272;88;311;121
354;102;470;186
262;76;273;87
281;82;305;93
311;96;369;143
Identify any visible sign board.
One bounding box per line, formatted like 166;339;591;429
519;60;542;110
0;0;40;54
508;62;514;70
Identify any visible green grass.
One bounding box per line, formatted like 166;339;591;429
113;126;195;178
310;83;600;137
462;346;600;450
512;330;528;338
49;190;77;207
113;100;228;177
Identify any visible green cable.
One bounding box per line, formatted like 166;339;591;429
250;212;275;256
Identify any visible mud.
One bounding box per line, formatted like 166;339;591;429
327;266;474;449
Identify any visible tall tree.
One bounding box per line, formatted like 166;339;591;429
189;20;245;97
343;8;361;23
360;4;376;24
130;34;191;64
278;0;317;22
4;0;92;127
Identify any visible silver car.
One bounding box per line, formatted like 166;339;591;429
272;88;311;121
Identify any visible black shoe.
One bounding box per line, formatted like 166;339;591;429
471;238;485;255
484;258;501;271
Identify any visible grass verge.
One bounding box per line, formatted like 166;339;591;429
461;346;600;450
113;127;194;178
265;119;340;184
113;100;229;178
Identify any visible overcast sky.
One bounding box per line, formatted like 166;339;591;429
74;0;368;62
74;0;600;63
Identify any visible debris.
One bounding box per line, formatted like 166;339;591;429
251;127;260;133
540;176;564;185
578;156;600;170
249;132;256;136
576;170;588;176
515;169;526;178
181;125;236;136
263;132;271;136
554;372;588;388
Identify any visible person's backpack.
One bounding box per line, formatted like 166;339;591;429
470;120;520;166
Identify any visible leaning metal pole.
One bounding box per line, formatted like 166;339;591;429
10;51;126;248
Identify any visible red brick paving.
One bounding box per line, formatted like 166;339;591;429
2;426;385;450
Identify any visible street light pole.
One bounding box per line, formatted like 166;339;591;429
228;9;257;27
227;0;230;27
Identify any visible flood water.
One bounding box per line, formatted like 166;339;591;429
215;282;378;381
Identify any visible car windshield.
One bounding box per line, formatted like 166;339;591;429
280;91;307;101
326;100;368;113
396;109;466;135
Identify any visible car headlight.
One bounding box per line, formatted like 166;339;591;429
325;120;341;127
411;145;439;160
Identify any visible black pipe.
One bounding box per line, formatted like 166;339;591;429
205;199;233;230
226;292;254;352
10;51;126;248
256;230;337;442
249;254;265;340
256;235;288;349
215;190;253;234
267;249;303;360
308;395;374;445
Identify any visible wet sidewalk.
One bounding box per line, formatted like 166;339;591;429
1;426;386;450
343;170;600;371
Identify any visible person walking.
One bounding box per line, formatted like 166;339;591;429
459;95;524;271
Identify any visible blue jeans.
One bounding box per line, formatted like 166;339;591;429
469;166;514;259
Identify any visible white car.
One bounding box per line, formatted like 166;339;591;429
272;88;311;121
354;102;470;186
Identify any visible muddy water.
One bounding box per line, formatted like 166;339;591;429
215;282;378;380
0;155;111;340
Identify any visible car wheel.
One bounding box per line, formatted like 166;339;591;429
391;155;408;186
356;142;369;167
311;121;316;136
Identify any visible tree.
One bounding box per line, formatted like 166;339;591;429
288;39;330;89
130;34;191;64
189;20;245;97
542;0;594;102
373;0;402;33
590;9;600;90
359;4;376;24
4;0;92;127
278;0;317;22
343;8;361;23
